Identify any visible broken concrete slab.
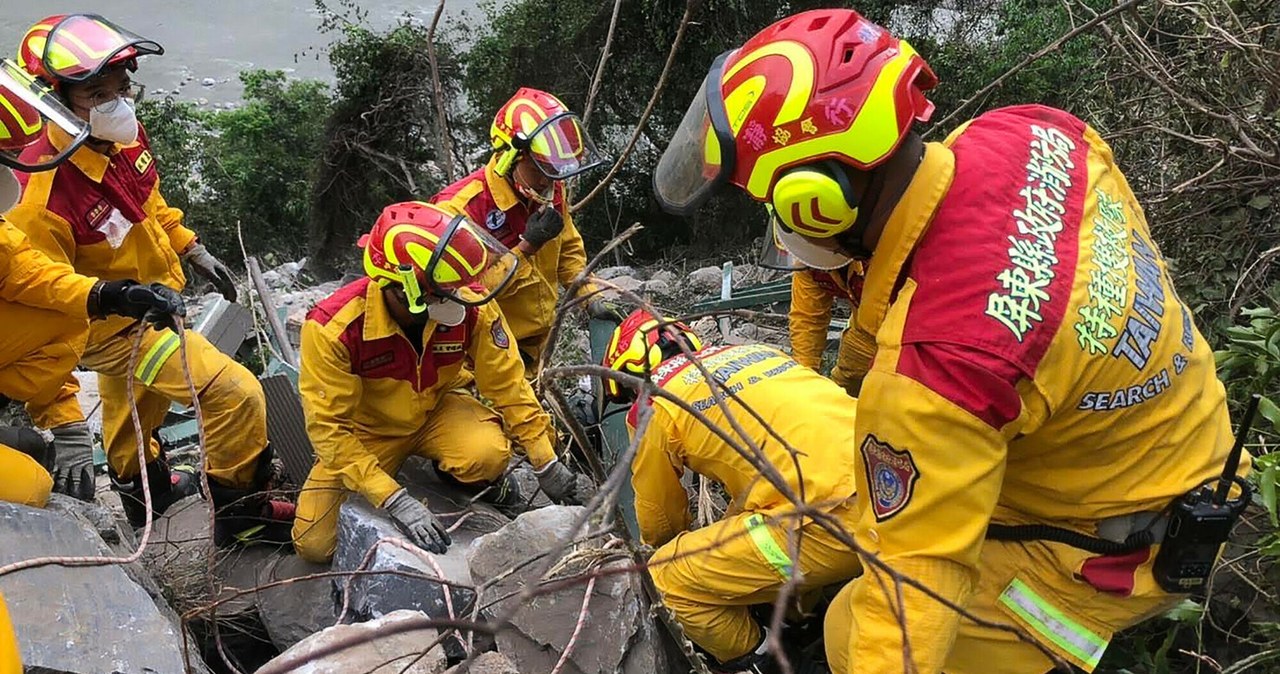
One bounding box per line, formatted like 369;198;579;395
467;507;668;674
444;651;519;674
256;554;335;651
258;609;447;674
0;500;209;674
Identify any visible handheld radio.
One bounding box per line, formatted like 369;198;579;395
1152;394;1258;593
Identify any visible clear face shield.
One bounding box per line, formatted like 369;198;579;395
757;205;807;271
515;111;606;181
652;51;736;217
41;14;163;84
397;214;521;316
0;59;90;172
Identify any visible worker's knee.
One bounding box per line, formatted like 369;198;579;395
435;427;511;485
0;444;53;508
291;510;338;563
205;361;267;421
822;581;856;674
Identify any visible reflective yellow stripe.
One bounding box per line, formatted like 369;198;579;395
998;578;1108;668
744;514;793;580
134;331;180;385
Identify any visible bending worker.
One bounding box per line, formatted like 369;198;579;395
654;8;1249;673
8;15;281;544
431;87;624;365
787;261;875;397
0;59;181;508
292;201;593;563
601;310;861;674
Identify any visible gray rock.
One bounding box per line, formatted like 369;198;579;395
256;554;336;651
609;276;644;293
688;265;724;292
642;279;673;297
444;651;519;674
594;265;637;281
649;269;678;286
467;507;667;674
202;77;217;86
0;501;207;674
142;495;215;609
258;609;447;674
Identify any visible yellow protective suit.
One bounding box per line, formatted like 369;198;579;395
10;124;267;487
787;265;876;395
0;593;19;674
430;158;598;361
292;278;557;562
0;217;92;429
627;342;862;663
823;105;1246;673
0;443;52;508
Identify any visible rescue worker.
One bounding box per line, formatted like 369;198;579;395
787;261;875;397
0;58;183;508
431;88;624;365
292;201;594;563
8;15;280;545
653;9;1248;673
601;309;862;673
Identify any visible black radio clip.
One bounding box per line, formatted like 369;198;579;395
1152;394;1258;593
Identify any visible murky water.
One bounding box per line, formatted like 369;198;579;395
0;1;494;105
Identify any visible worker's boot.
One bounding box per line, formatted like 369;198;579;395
708;629;782;674
206;445;295;548
110;452;200;528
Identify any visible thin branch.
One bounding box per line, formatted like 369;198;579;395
426;0;455;181
581;0;623;129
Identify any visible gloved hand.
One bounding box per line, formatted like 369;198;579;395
383;488;451;554
520;206;565;248
535;460;596;506
181;242;237;301
50;421;96;502
90;280;188;331
587;298;628;323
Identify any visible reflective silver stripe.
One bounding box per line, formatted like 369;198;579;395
998;578;1108;668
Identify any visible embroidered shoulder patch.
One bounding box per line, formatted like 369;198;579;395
134;149;154;174
860;434;920;522
485;209;506;231
490;318;511;349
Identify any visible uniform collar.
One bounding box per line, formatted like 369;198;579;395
855;142;956;335
49;124;123;184
484;157;520;212
363;280;441;342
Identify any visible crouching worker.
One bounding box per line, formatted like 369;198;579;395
601;310;863;674
292;202;594;563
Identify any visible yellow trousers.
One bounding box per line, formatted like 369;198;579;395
0;593;19;674
825;537;1180;673
292;391;512;563
649;503;863;663
0;299;87;429
0;443;51;508
82;326;267;487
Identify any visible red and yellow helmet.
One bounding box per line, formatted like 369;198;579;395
0;58;90;172
18;14;163;87
490;87;604;180
360;201;519;312
601;309;702;403
653;9;936;237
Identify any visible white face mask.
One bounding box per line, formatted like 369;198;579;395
426;298;467;327
88;97;139;145
774;225;854;270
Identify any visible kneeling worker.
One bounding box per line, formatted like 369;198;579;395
292;202;594;563
601;310;863;673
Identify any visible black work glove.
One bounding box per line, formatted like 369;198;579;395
384;489;451;554
521;206;565;247
535;460;596;506
50;421;96;502
181;242;237;301
90;280;188;331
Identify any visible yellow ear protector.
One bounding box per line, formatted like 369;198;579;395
770;160;860;239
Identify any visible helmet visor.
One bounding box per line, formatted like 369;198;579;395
758;207;806;271
0;59;89;171
405;214;521;310
520;111;605;180
653;51;735;217
42;14;163;84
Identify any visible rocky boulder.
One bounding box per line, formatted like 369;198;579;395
467;506;667;674
594;266;638;281
444;652;520;674
257;609;446;674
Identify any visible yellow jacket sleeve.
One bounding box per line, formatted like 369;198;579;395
628;402;691;547
789;270;835;370
846;342;1023;673
830;325;877;395
149;185;198;255
0;216;95;318
470;302;557;468
556;212;598;298
299;319;402;507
